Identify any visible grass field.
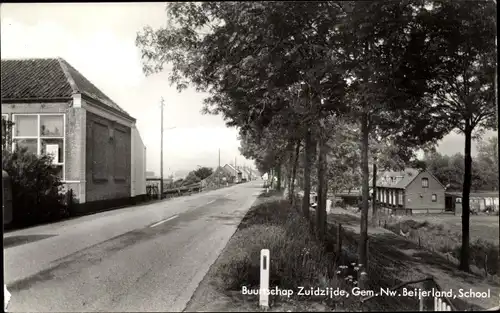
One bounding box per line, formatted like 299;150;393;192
379;213;499;277
383;214;499;244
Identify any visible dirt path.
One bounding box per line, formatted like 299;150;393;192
327;209;500;311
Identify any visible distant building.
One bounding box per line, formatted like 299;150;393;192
1;57;147;213
375;168;446;214
445;191;499;214
222;164;241;183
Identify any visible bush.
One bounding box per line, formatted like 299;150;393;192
2;148;69;226
214;200;334;293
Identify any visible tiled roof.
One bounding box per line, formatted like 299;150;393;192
1;58;73;99
1;58;132;119
376;168;420;189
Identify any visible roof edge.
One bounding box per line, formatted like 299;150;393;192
81;93;136;122
424;169;447;189
1;97;72;103
57;58;80;94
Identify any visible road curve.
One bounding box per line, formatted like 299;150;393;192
4;180;263;312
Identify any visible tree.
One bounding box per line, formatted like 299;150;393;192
193;167;213;181
183;171;201;186
418;0;497;272
2;117;14;151
137;2;346;232
475;136;499;191
335;1;452;275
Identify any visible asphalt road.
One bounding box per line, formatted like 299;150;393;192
4;180;263;312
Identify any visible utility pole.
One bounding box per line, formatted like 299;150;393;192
218;148;221;188
160;97;165;200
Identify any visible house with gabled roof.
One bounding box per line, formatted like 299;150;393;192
1;57;147;213
222;163;241;183
375;168;446;214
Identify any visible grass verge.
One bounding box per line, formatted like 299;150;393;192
185;191;361;311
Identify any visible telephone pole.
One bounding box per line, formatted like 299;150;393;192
160;97;165;199
218;148;221;188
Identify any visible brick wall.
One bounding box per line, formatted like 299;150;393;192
85;111;131;202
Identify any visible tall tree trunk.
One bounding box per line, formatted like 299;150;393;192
276;164;282;191
371;161;377;226
287;150;293;194
359;113;370;275
302;129;313;219
316;133;327;241
290;141;301;203
459;126;473;272
270;168;274;189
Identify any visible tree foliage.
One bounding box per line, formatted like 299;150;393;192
193;167;214;181
2;117;14;151
2;148;67;226
136;0;497;275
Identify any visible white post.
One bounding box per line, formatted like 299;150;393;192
260;249;270;308
434;297;439;311
437;298;442;311
4;284;11;312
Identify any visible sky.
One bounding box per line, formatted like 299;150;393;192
1;3;497;177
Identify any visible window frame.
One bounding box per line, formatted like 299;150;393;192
12;113;66;181
432;194;437;202
421;177;429;188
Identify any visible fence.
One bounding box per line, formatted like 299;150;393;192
361;277;456;311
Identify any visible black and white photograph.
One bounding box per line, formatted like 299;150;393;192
1;1;498;312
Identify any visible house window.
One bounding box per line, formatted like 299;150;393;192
432;194;437;202
398;191;403;205
456;197;462;203
12;114;65;180
421;177;429;188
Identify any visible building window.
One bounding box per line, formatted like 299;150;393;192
398;191;403;205
12;114;65;180
456;197;462;203
421;177;429;188
432;194;437;202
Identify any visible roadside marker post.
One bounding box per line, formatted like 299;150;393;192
260;249;270;308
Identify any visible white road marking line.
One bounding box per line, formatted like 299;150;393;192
150;215;178;228
207;199;216;205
